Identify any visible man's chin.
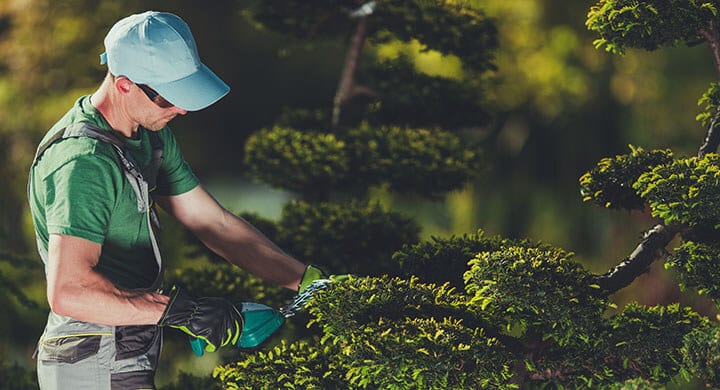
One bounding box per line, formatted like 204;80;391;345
144;121;169;131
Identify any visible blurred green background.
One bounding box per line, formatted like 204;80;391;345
0;0;717;386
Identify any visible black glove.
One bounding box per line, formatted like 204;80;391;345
158;286;243;353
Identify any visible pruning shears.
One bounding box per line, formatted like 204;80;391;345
189;279;332;356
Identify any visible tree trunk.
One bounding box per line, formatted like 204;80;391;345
701;21;720;79
332;16;369;129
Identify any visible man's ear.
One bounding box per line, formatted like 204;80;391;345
114;76;134;95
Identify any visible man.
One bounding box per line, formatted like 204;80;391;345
27;11;325;389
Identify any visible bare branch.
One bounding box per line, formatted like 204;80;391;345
593;223;684;294
698;106;720;157
332;16;369;129
700;21;720;79
350;84;378;100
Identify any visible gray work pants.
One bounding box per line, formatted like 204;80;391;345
36;324;162;390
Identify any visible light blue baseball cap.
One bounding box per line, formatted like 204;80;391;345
100;11;230;111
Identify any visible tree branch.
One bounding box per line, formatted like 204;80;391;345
350;84;379;100
591;33;720;294
593;223;684;294
698;105;720;158
332;16;369;129
700;21;720;79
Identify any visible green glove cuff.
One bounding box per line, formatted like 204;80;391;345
299;264;326;292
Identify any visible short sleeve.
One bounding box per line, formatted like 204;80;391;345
155;129;199;196
43;154;121;244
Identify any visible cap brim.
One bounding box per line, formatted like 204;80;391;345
152;63;230;111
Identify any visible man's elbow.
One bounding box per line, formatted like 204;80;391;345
47;285;78;317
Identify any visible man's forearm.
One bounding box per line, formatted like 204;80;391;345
195;209;306;290
47;233;169;325
48;270;168;325
156;185;307;290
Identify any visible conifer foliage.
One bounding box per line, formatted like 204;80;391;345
194;0;720;388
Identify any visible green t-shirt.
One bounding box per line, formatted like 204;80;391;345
28;96;199;289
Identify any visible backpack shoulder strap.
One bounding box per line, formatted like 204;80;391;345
144;130;164;191
32;122;149;213
34;122;125;167
63;122;124;147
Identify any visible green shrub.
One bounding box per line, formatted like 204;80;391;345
362;55;490;129
307;277;468;334
609;303;704;383
217;276;514;389
634;153;720;227
244;125;482;199
347;124;483;198
586;0;718;54
333;316;513;389
277;200;420;275
244;127;350;199
464;246;609;348
213;245;706;388
393;230;548;289
696;82;720;127
250;0;498;71
579;145;673;210
666;240;720;300
214;339;336;389
682;323;720;388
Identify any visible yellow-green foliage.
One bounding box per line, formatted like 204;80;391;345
216;277;515;389
610;303;705;383
214;340;332;389
634;153;720;227
277;200;421;276
696;82;720;127
579;145;673;210
244;124;482;199
244;127;351;198
213;241;704;388
393;230;549;289
666;241;720;299
682;323;720;388
464;246;609;348
586;0;718;54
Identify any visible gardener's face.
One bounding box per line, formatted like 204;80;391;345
129;80;188;130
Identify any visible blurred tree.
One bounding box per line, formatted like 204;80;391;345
212;0;720;387
239;0;494;275
249;0;497;129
